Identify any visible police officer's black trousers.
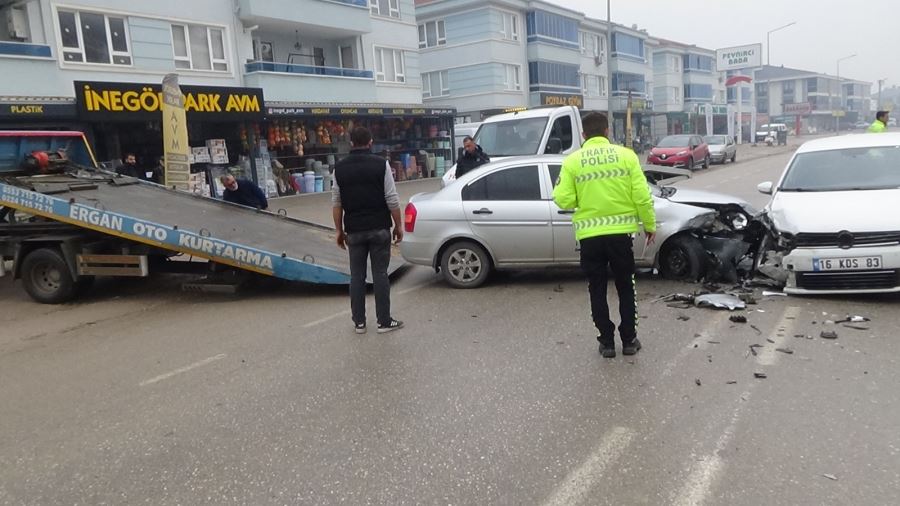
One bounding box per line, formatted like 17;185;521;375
579;234;638;346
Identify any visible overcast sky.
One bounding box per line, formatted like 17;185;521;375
566;0;899;93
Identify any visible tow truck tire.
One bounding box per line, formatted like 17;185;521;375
658;235;707;281
21;247;78;304
440;241;492;289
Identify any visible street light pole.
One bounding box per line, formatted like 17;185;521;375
835;53;857;133
763;21;797;135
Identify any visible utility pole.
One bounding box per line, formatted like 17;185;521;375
606;0;612;127
877;78;887;112
835;54;857;133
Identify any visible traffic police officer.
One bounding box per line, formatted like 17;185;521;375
553;113;656;358
868;111;889;133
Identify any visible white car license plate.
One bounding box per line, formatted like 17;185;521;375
813;256;883;271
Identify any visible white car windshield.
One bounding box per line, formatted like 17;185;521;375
474;118;548;156
704;136;726;145
780;146;900;192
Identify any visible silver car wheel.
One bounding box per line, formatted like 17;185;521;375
448;249;482;282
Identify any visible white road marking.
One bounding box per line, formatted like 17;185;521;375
672;306;801;505
660;314;724;378
139;354;226;387
541;426;636;506
301;279;436;329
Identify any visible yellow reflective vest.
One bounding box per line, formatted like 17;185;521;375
868;120;887;133
552;136;656;241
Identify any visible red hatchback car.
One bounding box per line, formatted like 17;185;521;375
647;134;710;170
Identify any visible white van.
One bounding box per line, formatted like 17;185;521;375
756;123;788;144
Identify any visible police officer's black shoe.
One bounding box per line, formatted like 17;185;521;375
622;338;642;356
599;343;616;358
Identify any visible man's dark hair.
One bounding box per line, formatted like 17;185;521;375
350;126;373;147
463;136;474;143
876;110;889;121
124;152;136;159
582;113;609;139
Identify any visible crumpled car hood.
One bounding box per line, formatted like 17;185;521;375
768;190;900;234
667;187;753;209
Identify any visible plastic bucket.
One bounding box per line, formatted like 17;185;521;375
303;171;315;193
314;175;324;193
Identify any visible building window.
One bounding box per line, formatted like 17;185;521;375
56;10;131;65
423;70;449;98
501;12;519;41
579;31;601;56
525;10;578;46
806;77;818;93
611;72;646;96
684;84;713;101
370;0;400;19
782;80;795;104
504;64;521;91
611;32;644;60
171;24;228;71
672;55;681;72
583;74;604;98
418;20;446;49
374;47;405;83
683;54;713;72
528;61;580;90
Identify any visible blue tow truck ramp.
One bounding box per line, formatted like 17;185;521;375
1;171;401;301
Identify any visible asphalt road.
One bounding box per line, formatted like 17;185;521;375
2;146;899;505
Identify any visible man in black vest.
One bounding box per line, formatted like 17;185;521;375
332;126;404;334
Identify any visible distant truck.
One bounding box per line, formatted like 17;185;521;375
442;106;585;185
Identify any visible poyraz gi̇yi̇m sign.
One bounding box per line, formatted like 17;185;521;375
74;81;264;122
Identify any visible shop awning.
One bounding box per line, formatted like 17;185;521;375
0;96;77;121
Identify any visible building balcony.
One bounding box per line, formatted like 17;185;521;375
246;61;373;79
0;41;52;59
237;0;371;35
244;63;377;102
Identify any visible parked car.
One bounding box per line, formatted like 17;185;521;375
647;135;710;170
755;133;900;294
704;135;737;164
852;121;870;130
401;155;755;288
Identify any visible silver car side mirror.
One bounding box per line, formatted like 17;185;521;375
757;181;774;195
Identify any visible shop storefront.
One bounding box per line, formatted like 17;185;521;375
263;104;456;191
74;81;265;197
0;98;85;131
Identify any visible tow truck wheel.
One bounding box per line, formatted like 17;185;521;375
658;235;707;281
21;247;78;304
440;241;492;288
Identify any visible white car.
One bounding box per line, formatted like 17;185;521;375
756;133;900;294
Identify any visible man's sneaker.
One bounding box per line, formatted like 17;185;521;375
622;338;642;356
377;319;404;334
355;322;367;334
599;343;616;358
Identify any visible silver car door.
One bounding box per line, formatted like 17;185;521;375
547;163;580;262
461;164;554;263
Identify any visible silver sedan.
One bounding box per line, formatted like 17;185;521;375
704;135;737;164
400;155;755;288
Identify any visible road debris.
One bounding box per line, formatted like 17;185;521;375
677;314;691;321
820;330;839;340
695;293;746;311
707;340;721;344
749;344;763;356
762;290;788;297
695;378;702;386
729;315;748;323
726;380;738;384
842;323;870;331
754;372;768;379
553;284;565;293
776;348;794;355
750;325;762;335
766;338;776;344
822;473;838;481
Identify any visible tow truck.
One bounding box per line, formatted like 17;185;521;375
1;131;392;303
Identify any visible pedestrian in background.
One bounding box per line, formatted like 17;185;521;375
454;136;491;178
332;126;404;335
868;111;889;133
553;113;656;358
220;174;268;210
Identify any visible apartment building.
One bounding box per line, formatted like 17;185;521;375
652;39;726;135
755;65;871;132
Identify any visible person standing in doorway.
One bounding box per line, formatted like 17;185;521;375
332;126;404;334
116;153;142;178
868;111;889;133
552;113;656;358
454;136;491;178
